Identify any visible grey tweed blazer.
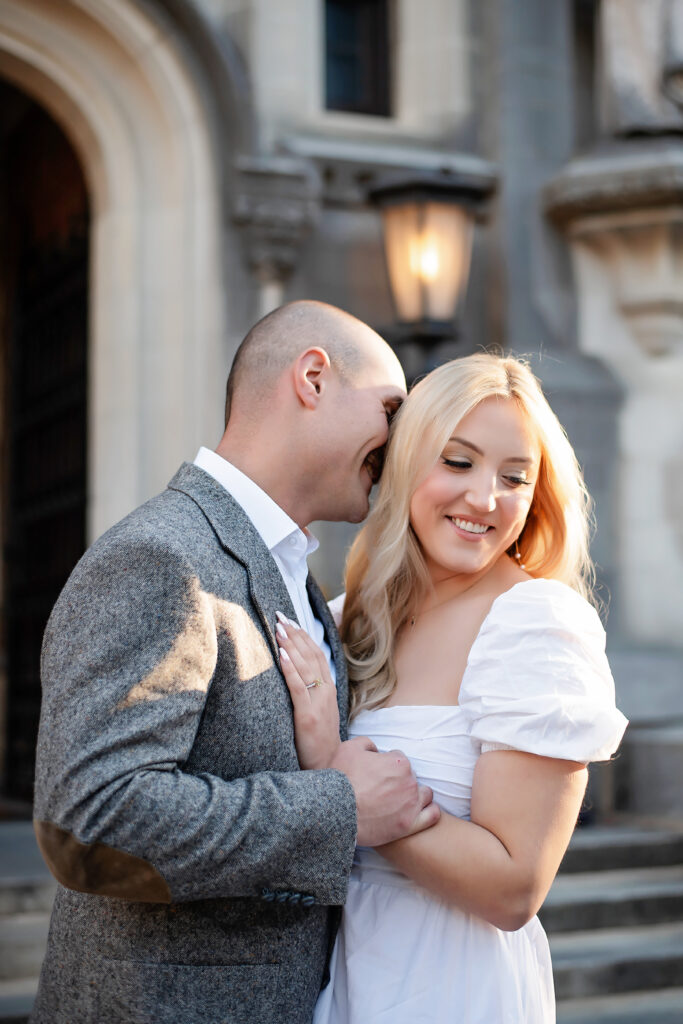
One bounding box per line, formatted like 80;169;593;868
31;463;357;1024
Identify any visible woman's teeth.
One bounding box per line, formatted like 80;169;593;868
451;517;489;534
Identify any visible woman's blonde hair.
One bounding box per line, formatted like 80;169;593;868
342;352;595;718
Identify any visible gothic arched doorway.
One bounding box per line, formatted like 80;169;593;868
0;81;89;805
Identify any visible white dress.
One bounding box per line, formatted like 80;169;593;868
315;579;628;1024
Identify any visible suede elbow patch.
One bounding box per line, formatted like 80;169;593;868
34;820;172;903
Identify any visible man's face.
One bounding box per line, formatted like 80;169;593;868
316;346;406;524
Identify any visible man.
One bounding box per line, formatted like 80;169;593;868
31;301;438;1024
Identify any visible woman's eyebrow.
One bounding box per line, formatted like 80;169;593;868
447;436;535;464
448;436;483;455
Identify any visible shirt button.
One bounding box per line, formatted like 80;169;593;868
289;537;297;547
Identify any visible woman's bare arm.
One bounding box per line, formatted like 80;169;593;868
378;750;587;930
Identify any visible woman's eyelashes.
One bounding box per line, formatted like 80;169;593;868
504;474;533;488
441;457;533;488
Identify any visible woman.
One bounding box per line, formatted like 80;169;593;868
276;353;627;1023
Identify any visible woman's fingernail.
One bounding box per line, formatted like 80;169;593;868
279;647;290;662
276;623;287;640
287;617;299;629
276;610;287;623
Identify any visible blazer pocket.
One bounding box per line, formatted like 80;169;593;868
97;960;281;1024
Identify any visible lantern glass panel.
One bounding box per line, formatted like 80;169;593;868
381;200;474;325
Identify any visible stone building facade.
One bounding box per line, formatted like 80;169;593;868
0;0;681;816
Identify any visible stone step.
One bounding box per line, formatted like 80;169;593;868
550;922;683;1001
0;824;48;881
0;878;55;916
560;825;683;874
0;978;36;1024
556;986;683;1023
615;725;683;820
540;864;683;932
0;913;50;982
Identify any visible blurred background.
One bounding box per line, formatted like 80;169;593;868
0;0;682;1019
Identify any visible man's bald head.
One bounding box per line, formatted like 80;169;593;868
224;300;388;425
217;300;406;526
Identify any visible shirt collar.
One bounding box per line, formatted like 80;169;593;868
193;447;318;557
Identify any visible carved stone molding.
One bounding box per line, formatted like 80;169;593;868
543;142;683;224
282;133;498;208
233;155;321;282
580;215;683;359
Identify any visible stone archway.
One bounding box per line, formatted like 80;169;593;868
0;0;252;540
0;0;254;802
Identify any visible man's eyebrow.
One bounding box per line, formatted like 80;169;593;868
447;436;535;464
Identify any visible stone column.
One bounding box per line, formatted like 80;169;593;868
546;150;683;644
544;1;683;820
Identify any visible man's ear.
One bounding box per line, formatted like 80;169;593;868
293;347;332;408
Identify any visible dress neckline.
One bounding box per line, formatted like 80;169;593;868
364;579;558;715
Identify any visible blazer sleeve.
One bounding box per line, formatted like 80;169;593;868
33;528;357;906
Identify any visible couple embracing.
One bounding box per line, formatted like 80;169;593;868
31;301;627;1024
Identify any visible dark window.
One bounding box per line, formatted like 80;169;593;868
325;0;391;116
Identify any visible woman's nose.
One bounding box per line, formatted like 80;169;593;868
465;480;496;513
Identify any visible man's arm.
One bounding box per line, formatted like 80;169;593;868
34;531;358;905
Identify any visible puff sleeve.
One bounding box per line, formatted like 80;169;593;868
458;579;628;763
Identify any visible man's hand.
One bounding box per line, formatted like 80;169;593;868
329;736;440;847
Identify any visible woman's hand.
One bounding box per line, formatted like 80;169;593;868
276;612;341;770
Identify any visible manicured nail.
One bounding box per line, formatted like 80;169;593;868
276;610;287;623
279;647;290;662
287;617;299;629
276;623;287;640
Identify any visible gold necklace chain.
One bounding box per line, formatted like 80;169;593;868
409;591;464;627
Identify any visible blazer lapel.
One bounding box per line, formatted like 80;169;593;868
307;576;350;740
168;463;350;737
167;463;297;663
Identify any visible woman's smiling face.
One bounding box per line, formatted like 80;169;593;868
408;397;541;583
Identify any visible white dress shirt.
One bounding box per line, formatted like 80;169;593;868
193;447;336;684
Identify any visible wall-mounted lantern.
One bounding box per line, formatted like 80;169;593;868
369;171;495;343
